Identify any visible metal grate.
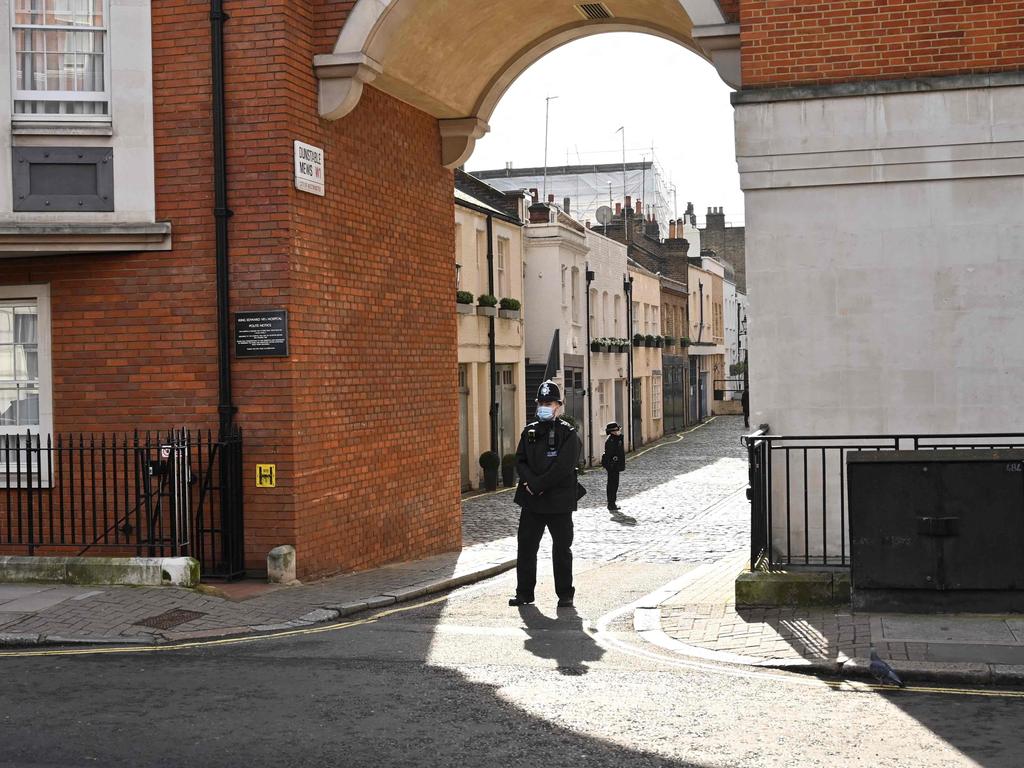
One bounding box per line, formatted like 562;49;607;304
576;3;613;20
134;608;207;630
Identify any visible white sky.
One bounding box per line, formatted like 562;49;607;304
467;32;744;225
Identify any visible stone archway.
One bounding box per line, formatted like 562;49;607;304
314;0;740;166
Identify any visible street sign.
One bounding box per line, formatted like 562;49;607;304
294;140;325;196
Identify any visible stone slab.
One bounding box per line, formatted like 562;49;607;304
925;643;1024;666
881;616;1017;644
0;587;81;613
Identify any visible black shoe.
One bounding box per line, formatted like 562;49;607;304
557;597;574;608
508;596;534;607
608;504;620;512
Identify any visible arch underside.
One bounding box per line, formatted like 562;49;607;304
315;0;740;167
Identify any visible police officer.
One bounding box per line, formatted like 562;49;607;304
509;379;583;608
601;421;626;511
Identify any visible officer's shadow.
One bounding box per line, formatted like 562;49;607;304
517;605;604;676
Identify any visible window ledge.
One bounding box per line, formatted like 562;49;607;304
0;222;171;257
12;120;113;137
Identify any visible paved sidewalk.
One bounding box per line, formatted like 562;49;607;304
0;546;515;647
636;532;1024;686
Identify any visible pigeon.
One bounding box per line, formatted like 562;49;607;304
869;648;906;688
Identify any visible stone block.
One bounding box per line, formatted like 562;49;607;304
267;545;297;584
1;555;199;587
833;571;852;604
735;570;834;607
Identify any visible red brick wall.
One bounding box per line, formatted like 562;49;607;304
719;0;740;23
741;1;1024;86
280;1;461;578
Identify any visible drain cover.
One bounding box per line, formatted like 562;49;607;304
134;608;207;630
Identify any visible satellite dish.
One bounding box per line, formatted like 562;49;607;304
595;206;613;225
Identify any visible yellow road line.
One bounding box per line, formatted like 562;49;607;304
0;592;453;659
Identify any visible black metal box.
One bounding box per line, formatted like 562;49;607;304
848;449;1024;611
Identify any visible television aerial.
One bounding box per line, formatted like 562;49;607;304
595;205;613;225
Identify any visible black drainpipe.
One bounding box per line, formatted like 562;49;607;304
624;274;634;452
585;266;595;465
211;0;235;438
486;214;498;455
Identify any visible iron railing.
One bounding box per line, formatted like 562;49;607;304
0;428;244;578
742;430;1024;570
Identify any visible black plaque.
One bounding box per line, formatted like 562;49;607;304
235;310;289;357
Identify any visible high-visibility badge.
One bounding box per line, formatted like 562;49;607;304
256;464;276;488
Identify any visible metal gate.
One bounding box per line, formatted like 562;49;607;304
0;428;245;579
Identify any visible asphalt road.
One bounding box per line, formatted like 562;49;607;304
2;561;1023;768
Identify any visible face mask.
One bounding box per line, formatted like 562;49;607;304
536;405;555;421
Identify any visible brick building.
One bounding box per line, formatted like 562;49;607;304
699;206;746;294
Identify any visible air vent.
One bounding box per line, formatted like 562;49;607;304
576;3;613;20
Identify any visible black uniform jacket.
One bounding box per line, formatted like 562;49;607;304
513;418;583;515
601;434;626;473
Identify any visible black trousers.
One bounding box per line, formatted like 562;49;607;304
515;509;574;601
606;470;620;507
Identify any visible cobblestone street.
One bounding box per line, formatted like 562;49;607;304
462;415;750;564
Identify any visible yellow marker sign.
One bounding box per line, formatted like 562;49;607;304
256;464;276;488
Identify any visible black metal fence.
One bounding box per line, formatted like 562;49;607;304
743;429;1024;570
0;428;244;578
713;377;745;400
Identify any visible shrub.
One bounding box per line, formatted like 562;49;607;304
633;333;644;345
478;451;500;470
456;290;474;305
663;335;676;346
477;294;498;307
499;297;521;311
501;453;517;467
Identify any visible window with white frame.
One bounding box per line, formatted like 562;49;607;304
0;286;52;481
561;266;568;306
496;237;509;298
570;267;580;322
652;374;662;419
12;0;110;119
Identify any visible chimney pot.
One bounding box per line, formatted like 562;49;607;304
585;220;591;229
548;193;555;204
637;199;643;214
563;196;571;212
530;188;539;202
625;195;632;210
615;202;622;215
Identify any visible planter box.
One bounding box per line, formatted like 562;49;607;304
599;344;610;353
456;303;475;315
645;340;655;347
477;305;497;317
498;309;520;320
618;345;629;353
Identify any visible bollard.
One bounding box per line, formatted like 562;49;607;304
267;545;297;584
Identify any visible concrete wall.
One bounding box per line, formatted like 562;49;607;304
738;80;1024;437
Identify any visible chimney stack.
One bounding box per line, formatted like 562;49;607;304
637;199;643;215
548;194;555;204
615;202;622;215
625;195;632;211
530;188;539;203
563;196;571;212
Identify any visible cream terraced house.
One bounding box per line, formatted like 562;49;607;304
454;172;527;490
627;259;664;448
